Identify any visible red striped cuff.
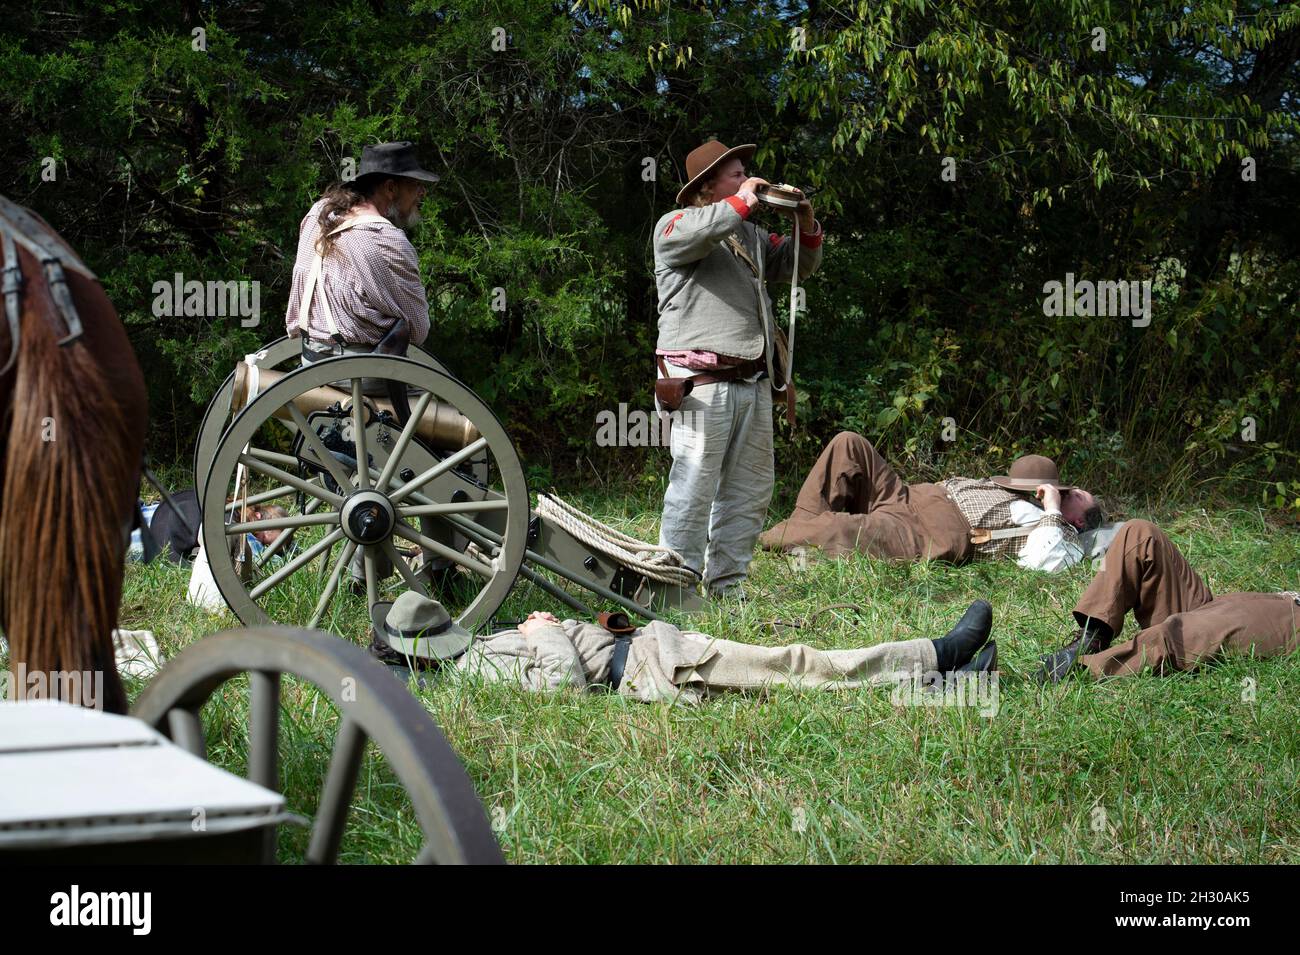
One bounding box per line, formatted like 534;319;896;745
799;219;824;249
723;195;751;219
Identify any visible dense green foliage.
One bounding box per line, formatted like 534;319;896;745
2;1;1297;507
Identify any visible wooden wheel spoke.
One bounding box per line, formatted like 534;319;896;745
351;380;370;490
308;540;359;630
225;483;301;511
249;528;345;600
363;547;379;608
248;447;301;468
396;499;509;520
305;717;367;865
389;437;490;503
393;523;494;579
376;391;433;491
167;707;206;759
226;512;339;535
382;539;429;597
255;496;327;569
238;453;343;509
248;671;281;791
287;402;354;490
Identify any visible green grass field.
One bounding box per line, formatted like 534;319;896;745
117;493;1300;864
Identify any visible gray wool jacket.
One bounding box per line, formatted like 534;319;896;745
653;197;824;359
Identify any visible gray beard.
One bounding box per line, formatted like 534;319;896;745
384;202;421;230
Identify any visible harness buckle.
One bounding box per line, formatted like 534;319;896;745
42;257;85;346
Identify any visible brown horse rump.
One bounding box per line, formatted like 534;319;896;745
0;194;147;713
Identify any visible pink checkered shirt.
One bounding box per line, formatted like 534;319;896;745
284;198;430;346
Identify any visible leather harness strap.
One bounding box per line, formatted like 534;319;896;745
608;636;633;690
655;352;794;425
656;354;766;389
969;519;1044;545
598;611;637;690
0;194;94;375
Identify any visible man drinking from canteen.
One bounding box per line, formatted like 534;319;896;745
653;138;825;599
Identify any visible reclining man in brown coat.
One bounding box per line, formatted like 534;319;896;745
1037;519;1299;681
760;432;1103;571
371;592;997;702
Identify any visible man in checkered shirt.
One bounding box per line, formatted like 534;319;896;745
760;432;1103;571
283;143;440;588
285;141;437;372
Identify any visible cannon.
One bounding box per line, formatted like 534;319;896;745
0;196;503;865
192;338;704;643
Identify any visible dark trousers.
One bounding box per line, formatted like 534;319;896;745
1074;520;1299;676
759;432;972;562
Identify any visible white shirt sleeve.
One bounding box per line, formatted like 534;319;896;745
1010;499;1083;572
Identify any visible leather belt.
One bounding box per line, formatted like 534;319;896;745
655;355;793;425
683;357;765;386
599;611;637;690
608;636;633;690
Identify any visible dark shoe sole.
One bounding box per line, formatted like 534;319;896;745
959;641;998;674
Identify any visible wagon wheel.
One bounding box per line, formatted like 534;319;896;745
194;342;475;578
192;337;451;494
201;355;528;637
131;626;504;864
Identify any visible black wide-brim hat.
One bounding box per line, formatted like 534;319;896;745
356;141;441;184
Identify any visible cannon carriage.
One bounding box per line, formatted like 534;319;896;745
192;337;704;645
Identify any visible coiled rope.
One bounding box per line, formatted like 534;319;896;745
534;492;699;586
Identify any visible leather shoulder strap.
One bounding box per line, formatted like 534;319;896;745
0;195;96;280
328;213;392;236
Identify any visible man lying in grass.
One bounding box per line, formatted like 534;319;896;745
761;432;1103;571
1038;519;1300;681
370;593;996;702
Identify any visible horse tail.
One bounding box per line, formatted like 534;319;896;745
0;267;136;713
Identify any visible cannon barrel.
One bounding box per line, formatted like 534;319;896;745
232;362;479;450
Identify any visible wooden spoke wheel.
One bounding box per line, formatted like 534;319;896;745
131;626;504;864
192;337;451;494
201;356;528;637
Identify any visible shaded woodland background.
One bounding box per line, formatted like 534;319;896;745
2;0;1297;511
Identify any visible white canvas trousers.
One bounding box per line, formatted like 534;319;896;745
658;363;774;594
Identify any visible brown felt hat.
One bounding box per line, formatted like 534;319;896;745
990;454;1075;492
675;140;757;205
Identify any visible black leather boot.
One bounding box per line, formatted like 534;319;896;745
958;641;997;674
1035;623;1112;684
931;600;993;670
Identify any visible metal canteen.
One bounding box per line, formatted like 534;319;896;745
755;183;805;208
